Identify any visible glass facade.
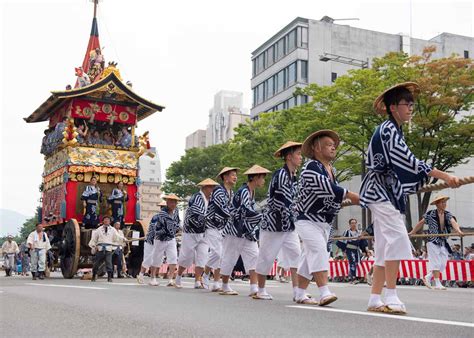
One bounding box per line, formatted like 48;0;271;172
252;26;308;77
252;60;307;107
265;95;309;113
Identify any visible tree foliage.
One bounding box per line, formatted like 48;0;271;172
165;47;473;220
162;143;231;198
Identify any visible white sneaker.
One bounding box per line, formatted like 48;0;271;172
137;275;145;285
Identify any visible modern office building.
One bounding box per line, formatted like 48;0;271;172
250;16;474;232
185;129;207;150
138;147;163;219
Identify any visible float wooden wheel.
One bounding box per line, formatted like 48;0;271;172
60;219;80;278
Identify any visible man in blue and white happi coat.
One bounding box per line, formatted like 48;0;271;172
148;194;182;287
175;179;219;289
202;167;239;292
360;82;460;314
220;165;270;296
410;194;463;290
294;130;360;306
253;141;303;301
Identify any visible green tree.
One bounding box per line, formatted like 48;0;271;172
299;47;474;223
163;143;231;198
164;47;474;221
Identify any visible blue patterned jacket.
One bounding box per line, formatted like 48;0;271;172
360;119;432;214
296;159;346;224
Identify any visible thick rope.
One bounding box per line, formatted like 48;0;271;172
341;175;474;208
332;232;473;241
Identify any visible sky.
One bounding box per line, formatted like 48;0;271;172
0;0;473;218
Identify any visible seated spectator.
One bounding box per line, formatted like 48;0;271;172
466;245;474;260
116;127;132;148
102;130;114;145
88;129;102;145
76;123;88;144
451;244;463;260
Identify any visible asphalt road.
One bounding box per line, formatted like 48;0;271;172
1;273;473;337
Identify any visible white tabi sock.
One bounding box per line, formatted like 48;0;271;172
250;284;258;294
139;272;144;277
425;272;433;281
176;275;182;284
318;285;332;298
258;287;266;294
434;278;442;287
384;288;402;305
222;283;231;292
293;287;298;297
295;287;306;300
203;272;210;279
368;293;383;307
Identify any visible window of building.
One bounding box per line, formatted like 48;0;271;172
255;53;265;74
464;50;469;59
300;27;308;48
266;76;274;99
257;82;265;105
276;102;285;111
287;29;297;53
266;46;275;67
288;62;297;86
276;38;285;61
253;88;257;107
150;161;156;165
276;69;285;93
331;72;338;83
252;59;256;76
150;169;155;174
300;60;308;83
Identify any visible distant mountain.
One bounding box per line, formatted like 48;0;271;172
0;209;30;237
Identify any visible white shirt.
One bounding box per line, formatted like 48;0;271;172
27;231;51;250
89;225;125;252
2;241;19;254
113;229;126;248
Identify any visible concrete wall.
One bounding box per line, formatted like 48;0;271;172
139;148;162;184
185;129;206;150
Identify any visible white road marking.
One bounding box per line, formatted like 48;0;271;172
287;305;474;328
26;283;107;290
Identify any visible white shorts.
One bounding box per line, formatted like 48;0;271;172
295;220;331;279
427;242;449;272
255;230;301;275
277;250;287;269
205;228;224;269
368;202;413;266
220;235;259;276
178;233;209;268
152;238;178;266
142;242;154;269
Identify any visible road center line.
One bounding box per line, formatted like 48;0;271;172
26;283;107;290
287;305;474;328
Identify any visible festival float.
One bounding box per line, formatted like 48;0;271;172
24;0;163;278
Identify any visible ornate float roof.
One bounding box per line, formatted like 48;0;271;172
24;71;165;123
